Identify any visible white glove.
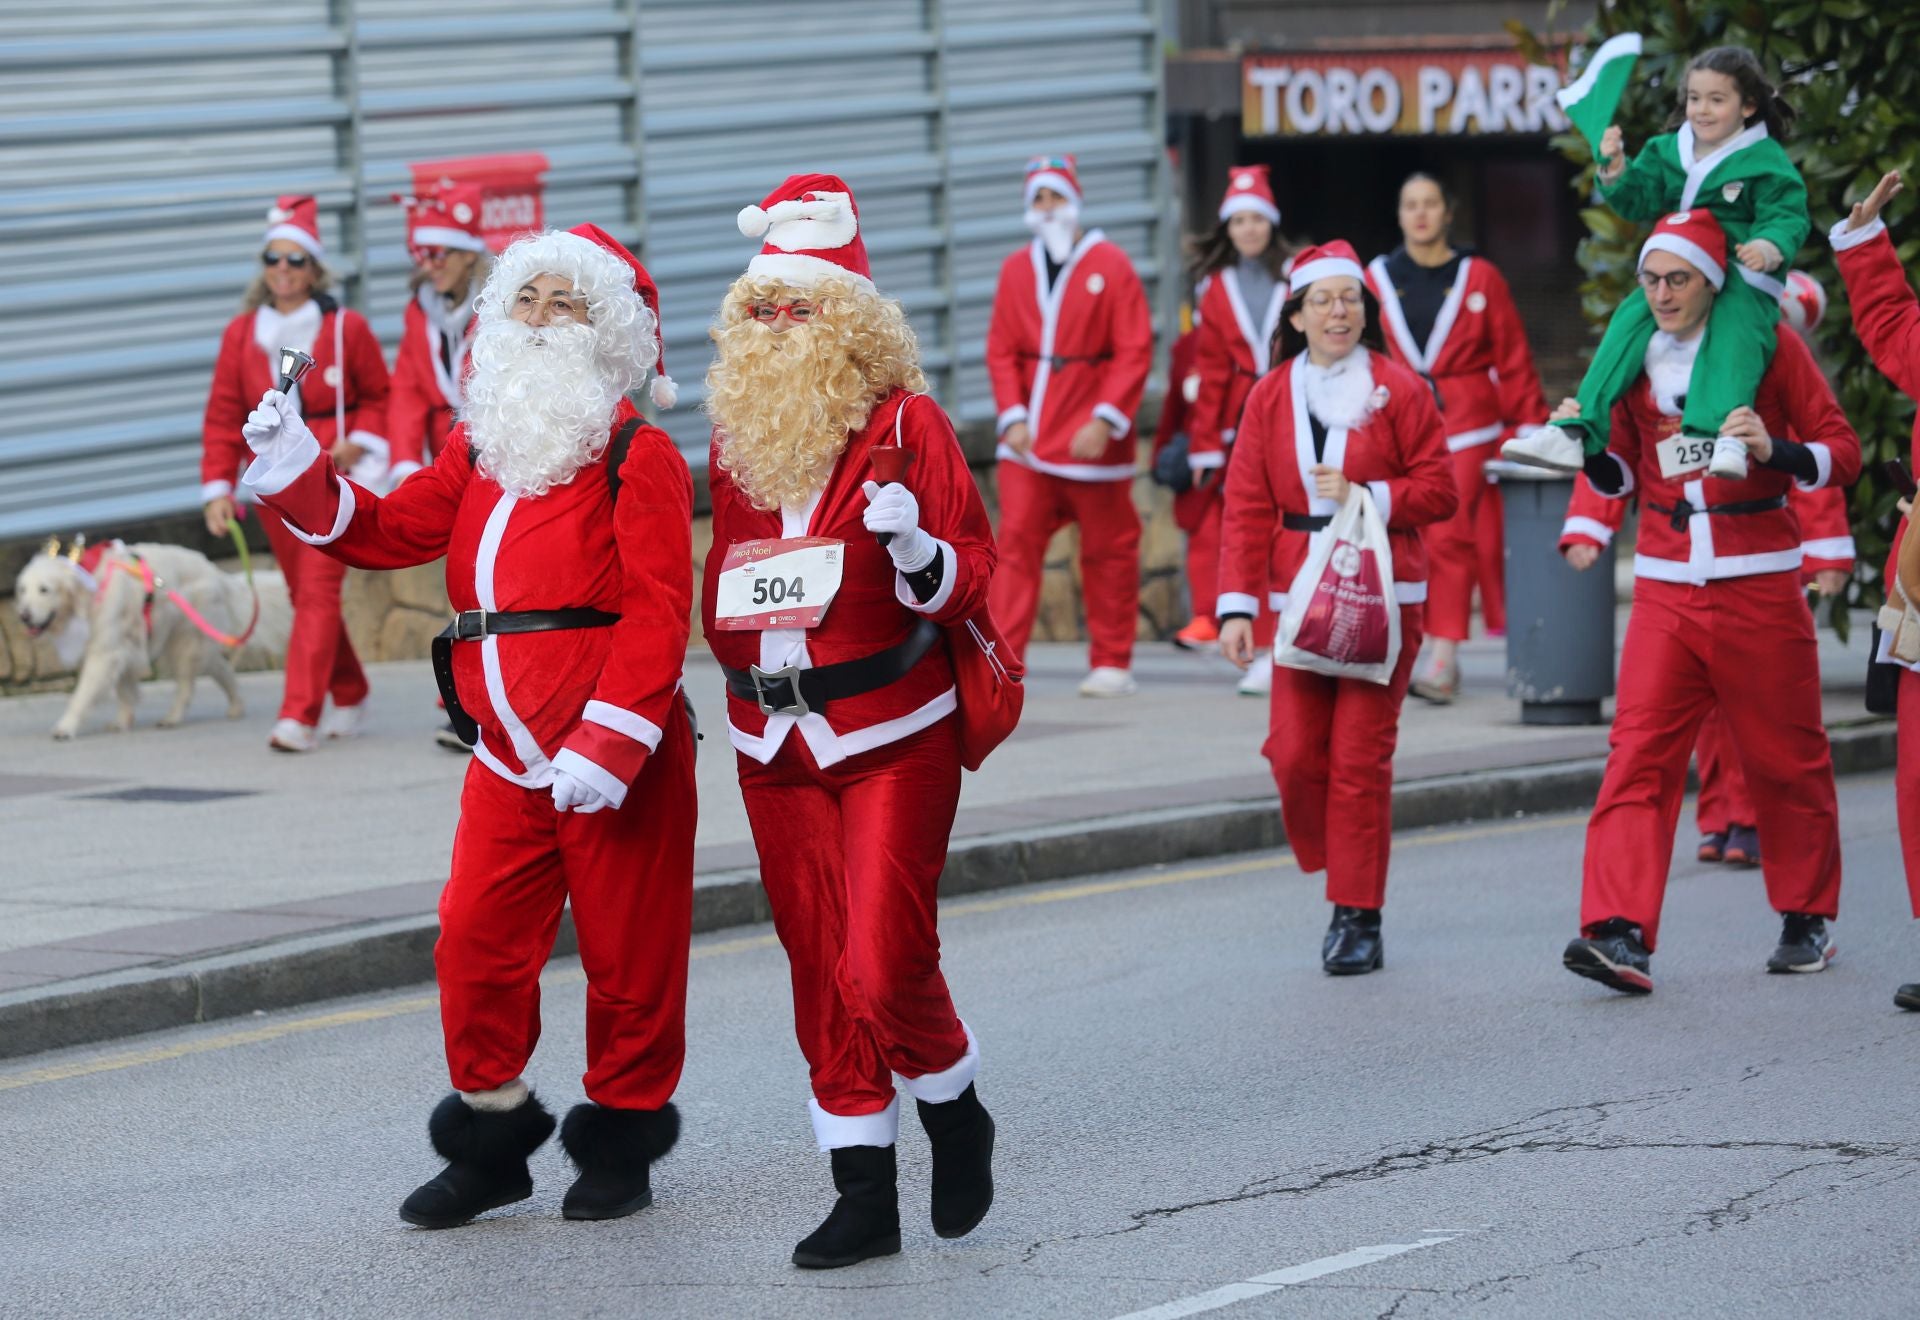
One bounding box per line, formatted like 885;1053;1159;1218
550;769;613;815
861;480;937;572
242;390;318;463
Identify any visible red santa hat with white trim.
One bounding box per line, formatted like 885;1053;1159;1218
404;182;490;259
1638;209;1727;290
264;195;324;261
1287;240;1367;294
1024;155;1082;208
565;222;678;408
1219;165;1279;225
1780;269;1827;334
736;173;874;292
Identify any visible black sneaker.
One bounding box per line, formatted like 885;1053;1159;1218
1563;918;1653;994
1894;983;1920;1011
1766;913;1835;974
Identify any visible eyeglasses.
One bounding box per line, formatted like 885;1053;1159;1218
1639;269;1699;293
260;251;312;269
414;247;451;266
511;289;587;321
1303;291;1364;311
749;302;817;323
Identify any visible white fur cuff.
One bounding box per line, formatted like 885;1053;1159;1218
809;1095;899;1152
899;1022;980;1104
1093;403;1133;438
462;1078;529;1111
1829;216;1886;252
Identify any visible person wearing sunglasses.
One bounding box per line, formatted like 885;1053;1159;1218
1557;208;1856;996
200;195;391;753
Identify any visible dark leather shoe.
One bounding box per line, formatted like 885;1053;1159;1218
1895;983;1920;1011
399;1092;556;1229
793;1144;902;1269
915;1084;995;1238
558;1102;679;1221
1322;905;1383;975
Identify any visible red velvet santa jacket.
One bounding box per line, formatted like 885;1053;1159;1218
1588;327;1858;584
1364;254;1547;452
1560;474;1856;580
247;400;692;807
1216;349;1457;620
386;297;475;483
201;304;390;501
704;388;995;767
1188;264;1288;467
986;231;1153;480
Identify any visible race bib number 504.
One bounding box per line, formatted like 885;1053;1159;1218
713;537;845;631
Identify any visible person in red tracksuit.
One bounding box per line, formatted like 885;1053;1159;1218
1186;165;1295;694
1216;240;1457;976
1560;210;1858;996
1828;168;1920;1010
987;154;1154;697
707;174;998;1270
1365;173;1548;704
201;195;390;753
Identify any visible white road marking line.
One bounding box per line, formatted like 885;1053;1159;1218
1110;1237;1458;1320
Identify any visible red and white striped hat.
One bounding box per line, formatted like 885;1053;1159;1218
1219;165;1279;225
1639;210;1727;291
737;173;873;292
1287;240;1366;295
264;195;323;260
1024;154;1082;208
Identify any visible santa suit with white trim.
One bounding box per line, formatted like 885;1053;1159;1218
1576;213;1857;950
201;196;390;730
986;156;1154;670
1366;248;1546;641
1217;243;1458;908
386;185;489;484
712;174;993;1155
242;226;696;1114
1187;165;1289;645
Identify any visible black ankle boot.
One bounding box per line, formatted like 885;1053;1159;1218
1322;905;1384;975
399;1091;556;1229
558;1101;680;1221
915;1084;995;1238
792;1144;902;1269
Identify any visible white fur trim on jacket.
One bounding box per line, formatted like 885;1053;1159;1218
550;747;628;811
282;479;356;547
994;445;1135;482
583;700;664;751
809;1095;900;1152
1366;480;1392;523
898;1021;980;1104
1802;535;1854;560
201;479;235;502
1189;450;1226;471
1830;216;1886;252
1092;402;1133;437
1797;441;1834;491
241;433;324;498
996;405;1029;435
1562;516;1616;546
1217;591;1260;619
895;538;958;615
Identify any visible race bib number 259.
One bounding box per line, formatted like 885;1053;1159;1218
1655;433;1715;480
713;537;845;631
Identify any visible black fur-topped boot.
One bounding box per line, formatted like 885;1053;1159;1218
558;1101;680;1220
915;1084;996;1238
399;1089;556;1229
791;1144;902;1269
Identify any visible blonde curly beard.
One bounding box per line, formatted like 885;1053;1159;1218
705;276;926;512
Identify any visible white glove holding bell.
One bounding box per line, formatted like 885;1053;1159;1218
550;768;613;815
861;480;938;572
243;389;318;462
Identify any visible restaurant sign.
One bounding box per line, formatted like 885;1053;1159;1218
1243;51;1569;138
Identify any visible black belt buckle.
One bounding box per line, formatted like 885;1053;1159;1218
748;663;809;717
452;609;488;641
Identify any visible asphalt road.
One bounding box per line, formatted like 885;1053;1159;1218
5;775;1919;1320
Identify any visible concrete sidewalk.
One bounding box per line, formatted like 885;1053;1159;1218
0;617;1888;1053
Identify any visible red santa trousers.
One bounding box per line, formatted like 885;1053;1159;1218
1264;604;1424;909
1185;493;1275;645
436;709;696;1110
1581;576;1841;950
1694;708;1756;835
738;718;973;1137
991;460;1140;670
261;513;368;725
1898;670;1920;918
1425;440;1506;642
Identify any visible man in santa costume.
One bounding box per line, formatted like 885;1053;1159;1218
238;222;696;1227
706;173;998;1269
1559;210;1858;995
986;155;1154;696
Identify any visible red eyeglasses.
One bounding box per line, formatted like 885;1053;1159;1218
748;302;817;323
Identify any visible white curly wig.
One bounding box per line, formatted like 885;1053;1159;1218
473;229;657;393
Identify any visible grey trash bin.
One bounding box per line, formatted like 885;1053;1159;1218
1489;460;1615;725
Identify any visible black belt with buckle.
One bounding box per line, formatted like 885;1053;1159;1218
1282;513;1331;532
1647;495;1786;533
1018;350;1114;372
722;618;941;718
432;608;619;746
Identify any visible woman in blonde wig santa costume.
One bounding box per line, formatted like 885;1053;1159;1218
705;173;998;1269
1217;240;1456;975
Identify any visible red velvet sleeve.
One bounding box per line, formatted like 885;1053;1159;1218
1187;288;1237;467
985;254;1030;431
1092;253;1154;436
386;306;433;473
199;318;252;496
1835;224;1920;400
251;428;472;570
1217;371;1283;611
892;395;997;625
1559;475;1629;550
340;311;391;445
1372;366;1457;529
1772;327;1861;489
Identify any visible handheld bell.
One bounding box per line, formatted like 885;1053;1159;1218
275;347;316;394
867;446;917;547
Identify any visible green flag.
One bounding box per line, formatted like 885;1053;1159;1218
1557;32;1643;165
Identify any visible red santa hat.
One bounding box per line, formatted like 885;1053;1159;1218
1287;240;1366;295
1218;165;1280;225
1024;155;1082;208
404;183;490;258
263;195;324;261
566;222;677;408
1638;210;1727;291
1780;269;1827;334
736;173;873;292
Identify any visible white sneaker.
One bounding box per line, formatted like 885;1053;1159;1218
1236;655;1273;696
1707;435;1750;480
269;718;319;753
318;702;366;740
1078;666;1138;698
1500;424;1585;473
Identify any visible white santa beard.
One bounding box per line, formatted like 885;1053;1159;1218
1025;205;1080;263
464;318;621;497
1301;346;1377;430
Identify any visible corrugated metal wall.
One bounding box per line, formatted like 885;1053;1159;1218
0;0;1171;540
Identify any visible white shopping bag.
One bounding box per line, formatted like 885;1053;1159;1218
1274;483;1401;684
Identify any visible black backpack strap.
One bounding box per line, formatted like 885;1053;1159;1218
466;416;646;501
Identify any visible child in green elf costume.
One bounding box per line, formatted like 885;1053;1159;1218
1505;46;1808;480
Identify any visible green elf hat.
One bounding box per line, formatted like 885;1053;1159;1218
1556;32;1643;165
